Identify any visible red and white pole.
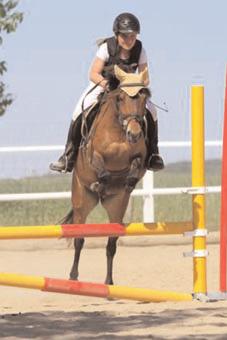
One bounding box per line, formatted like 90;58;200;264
220;66;227;292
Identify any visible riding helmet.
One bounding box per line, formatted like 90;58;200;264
113;13;140;34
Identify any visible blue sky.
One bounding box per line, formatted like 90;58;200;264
0;0;227;176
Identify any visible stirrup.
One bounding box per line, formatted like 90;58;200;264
59;156;74;173
49;155;68;173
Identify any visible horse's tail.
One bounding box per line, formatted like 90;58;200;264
57;208;73;224
57;208;74;248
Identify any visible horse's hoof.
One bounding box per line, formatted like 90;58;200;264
90;182;100;192
105;279;114;285
126;176;138;187
98;173;111;184
106;296;116;301
90;182;105;195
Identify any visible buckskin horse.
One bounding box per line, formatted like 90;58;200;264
63;65;152;284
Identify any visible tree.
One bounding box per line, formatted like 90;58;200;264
0;0;23;116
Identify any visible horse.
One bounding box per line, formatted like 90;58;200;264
63;65;152;285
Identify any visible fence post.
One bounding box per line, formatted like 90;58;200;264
191;85;207;295
143;172;154;222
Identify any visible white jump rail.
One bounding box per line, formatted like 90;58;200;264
0;141;222;153
0;186;221;202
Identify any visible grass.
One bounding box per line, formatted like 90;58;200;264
154;160;221;230
0;160;221;230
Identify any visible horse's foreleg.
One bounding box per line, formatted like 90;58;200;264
89;151;111;193
105;237;118;285
125;157;142;192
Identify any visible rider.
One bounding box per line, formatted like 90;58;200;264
50;13;164;173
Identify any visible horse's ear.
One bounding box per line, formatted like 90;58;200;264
114;65;128;81
140;67;149;85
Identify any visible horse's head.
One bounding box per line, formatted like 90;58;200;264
114;65;150;144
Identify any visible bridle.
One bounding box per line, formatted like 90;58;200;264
116;83;146;131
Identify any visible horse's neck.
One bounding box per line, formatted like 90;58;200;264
92;96;122;144
100;96;118;125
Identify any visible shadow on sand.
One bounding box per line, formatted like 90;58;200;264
1;304;227;339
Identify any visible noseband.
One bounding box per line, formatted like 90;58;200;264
117;112;144;131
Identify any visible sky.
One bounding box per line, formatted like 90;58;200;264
0;0;227;177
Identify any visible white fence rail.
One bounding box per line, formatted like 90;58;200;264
0;141;222;153
0;141;222;222
0;186;221;202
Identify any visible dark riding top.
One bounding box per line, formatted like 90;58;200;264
101;36;142;90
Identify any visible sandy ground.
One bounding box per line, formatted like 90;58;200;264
0;233;227;339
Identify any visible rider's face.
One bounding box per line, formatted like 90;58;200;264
117;32;137;50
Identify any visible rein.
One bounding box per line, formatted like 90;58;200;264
120;83;168;112
81;81;103;141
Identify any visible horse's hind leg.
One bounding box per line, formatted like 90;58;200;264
70;182;99;280
70;238;85;280
101;192;130;285
105;237;118;285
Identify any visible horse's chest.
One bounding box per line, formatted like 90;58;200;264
103;142;140;164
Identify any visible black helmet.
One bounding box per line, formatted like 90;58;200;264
113;13;140;34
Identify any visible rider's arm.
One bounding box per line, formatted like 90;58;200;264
138;63;150;86
89;43;109;89
138;47;150;86
89;57;108;89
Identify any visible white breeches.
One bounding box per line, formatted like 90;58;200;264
72;82;104;121
72;82;157;122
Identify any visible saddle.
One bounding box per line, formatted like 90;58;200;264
80;92;106;145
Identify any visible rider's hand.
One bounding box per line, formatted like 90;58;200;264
100;79;109;90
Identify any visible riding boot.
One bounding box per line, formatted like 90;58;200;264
146;110;164;171
49;116;82;173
